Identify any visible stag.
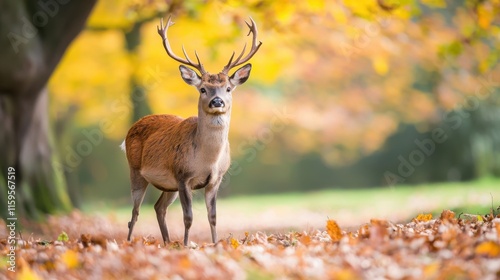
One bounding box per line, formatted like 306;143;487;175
122;16;262;246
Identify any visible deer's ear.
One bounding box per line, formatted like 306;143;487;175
230;63;252;86
179;65;202;86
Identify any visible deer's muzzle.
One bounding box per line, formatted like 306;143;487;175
209;97;225;108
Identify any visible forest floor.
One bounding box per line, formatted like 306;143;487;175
1;180;500;279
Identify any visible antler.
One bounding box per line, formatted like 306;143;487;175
221;17;262;74
157;16;207;75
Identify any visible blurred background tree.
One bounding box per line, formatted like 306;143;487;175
2;0;498;217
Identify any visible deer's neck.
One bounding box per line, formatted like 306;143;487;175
195;111;231;154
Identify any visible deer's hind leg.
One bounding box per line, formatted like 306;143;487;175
127;168;148;241
154;191;178;244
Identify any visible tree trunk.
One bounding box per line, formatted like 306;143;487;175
125;21;152;123
0;0;97;219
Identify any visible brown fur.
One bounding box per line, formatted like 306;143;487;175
125;115;197;178
202;73;227;85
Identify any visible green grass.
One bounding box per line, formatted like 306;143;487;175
84;178;500;228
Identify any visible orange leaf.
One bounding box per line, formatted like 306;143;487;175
475;241;500;257
61;250;80;269
299;234;311;245
369;221;388;243
370;219;389;227
230;237;240;249
414;213;433;222
18;267;43;280
359;224;370;239
496;223;500;240
179;255;191;269
423;262;440;278
329;268;357;280
440;210;456;223
326;219;342;242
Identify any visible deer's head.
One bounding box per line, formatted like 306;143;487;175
158;17;262;116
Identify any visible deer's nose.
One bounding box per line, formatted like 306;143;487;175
209;97;225;108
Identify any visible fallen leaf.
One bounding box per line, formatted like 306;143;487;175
57;231;69;242
475;241;500;257
359;224;370;239
329;268;358;280
18;265;43;280
80;234;107;249
369;220;388;244
299;234;311;245
179;255;191;269
326;219;342;242
142;236;157;246
414;213;433;222
423;262;439;278
440;210;456;222
81;234;91;248
370;219;389;227
61;250;79;269
230;237;240;249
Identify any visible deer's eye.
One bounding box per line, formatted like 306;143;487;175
226;87;231;92
200;88;206;94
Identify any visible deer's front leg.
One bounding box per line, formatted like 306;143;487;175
205;181;220;244
178;181;193;246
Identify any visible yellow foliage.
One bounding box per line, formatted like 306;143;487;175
343;1;379;19
421;0;447;8
330;6;348;24
371;55;389;75
49;30;131;139
305;0;326;13
47;0;500;164
326;219;342;242
87;0;131;28
271;1;296;24
477;3;494;29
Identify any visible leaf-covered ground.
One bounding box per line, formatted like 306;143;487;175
1;209;500;280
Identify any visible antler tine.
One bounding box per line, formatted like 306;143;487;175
222;17;262;74
226;51;236;68
194;51;203;67
181;45;194;65
231;43;247;66
245;18;257;44
157;15;206;74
